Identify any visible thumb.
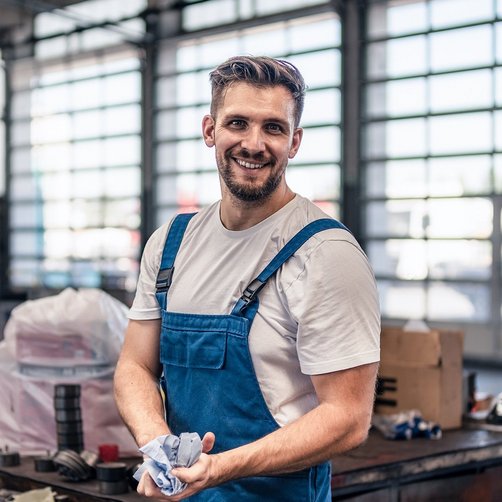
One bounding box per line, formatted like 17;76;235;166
201;432;215;453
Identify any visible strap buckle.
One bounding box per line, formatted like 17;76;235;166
156;267;174;293
240;279;265;308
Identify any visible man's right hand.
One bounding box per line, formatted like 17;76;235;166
137;431;217;500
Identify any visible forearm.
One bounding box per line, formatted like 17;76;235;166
114;319;168;447
114;356;170;447
211;400;370;483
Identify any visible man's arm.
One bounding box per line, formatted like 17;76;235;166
145;360;378;500
113;318;170;447
215;361;378;475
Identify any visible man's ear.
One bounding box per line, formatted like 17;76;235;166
202;115;215;147
288;127;303;159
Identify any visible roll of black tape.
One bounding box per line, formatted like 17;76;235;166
96;462;127;482
34;456;56;472
54;396;81;409
56;420;83;434
57;431;84;444
0;451;20;467
54;384;81;398
57;442;84;453
98;479;129;495
55;408;82;422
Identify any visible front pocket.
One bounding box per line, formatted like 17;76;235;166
160;326;227;370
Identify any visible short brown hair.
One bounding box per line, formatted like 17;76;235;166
209;55;306;127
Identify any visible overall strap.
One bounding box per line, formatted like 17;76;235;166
231;218;349;317
155;212;196;310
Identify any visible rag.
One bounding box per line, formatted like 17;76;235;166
133;432;202;496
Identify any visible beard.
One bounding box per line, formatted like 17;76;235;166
217;150;286;203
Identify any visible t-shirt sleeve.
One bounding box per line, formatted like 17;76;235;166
285;237;381;375
128;223;170;320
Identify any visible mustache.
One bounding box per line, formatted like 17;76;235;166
229;148;270;163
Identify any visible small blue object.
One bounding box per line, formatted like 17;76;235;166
372;410;442;440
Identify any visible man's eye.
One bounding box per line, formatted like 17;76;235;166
229;120;245;127
267;124;282;133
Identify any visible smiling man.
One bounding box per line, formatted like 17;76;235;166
114;56;380;501
205;80;301;215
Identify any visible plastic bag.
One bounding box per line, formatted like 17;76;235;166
4;288;128;367
0;288;137;455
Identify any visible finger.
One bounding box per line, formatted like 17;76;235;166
137;470;164;498
171;455;208;484
170;465;191;483
201;432;215;453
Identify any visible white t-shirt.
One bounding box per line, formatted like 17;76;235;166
129;195;380;426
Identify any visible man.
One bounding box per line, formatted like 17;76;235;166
114;55;380;501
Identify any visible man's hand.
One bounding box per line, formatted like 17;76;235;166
137;432;218;500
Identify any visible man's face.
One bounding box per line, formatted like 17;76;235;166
202;82;303;203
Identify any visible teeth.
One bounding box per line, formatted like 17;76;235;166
236;159;265;169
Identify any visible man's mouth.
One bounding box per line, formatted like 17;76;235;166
234;158;268;170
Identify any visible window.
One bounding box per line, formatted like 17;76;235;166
3;0;500;361
6;1;145;293
362;0;502;358
153;2;341;227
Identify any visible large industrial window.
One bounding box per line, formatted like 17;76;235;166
362;0;502;359
6;1;145;294
153;1;341;229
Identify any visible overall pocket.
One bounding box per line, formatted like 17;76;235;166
160;323;227;370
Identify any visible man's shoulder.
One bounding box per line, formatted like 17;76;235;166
288;195;354;244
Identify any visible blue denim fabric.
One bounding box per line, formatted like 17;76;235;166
154;214;345;501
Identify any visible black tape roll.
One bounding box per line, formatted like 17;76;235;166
55;408;82;422
57;442;83;453
96;462;127;482
34;456;56;472
54;384;81;398
54;396;81;409
57;431;84;444
0;452;20;467
99;479;129;495
57;420;83;434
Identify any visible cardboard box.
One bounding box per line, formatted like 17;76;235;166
375;327;464;430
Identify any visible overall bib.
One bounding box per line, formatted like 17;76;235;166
155;213;348;501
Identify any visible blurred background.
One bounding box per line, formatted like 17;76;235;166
0;0;501;370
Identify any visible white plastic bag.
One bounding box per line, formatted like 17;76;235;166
0;288;138;455
4;288;128;367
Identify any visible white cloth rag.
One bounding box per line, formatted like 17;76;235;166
133;432;202;496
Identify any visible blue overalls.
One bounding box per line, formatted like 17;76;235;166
155;213;348;501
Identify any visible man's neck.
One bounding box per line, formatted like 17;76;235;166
220;187;295;231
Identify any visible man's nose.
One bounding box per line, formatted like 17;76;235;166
241;126;265;153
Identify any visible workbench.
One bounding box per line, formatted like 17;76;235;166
331;426;502;500
1;428;501;501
